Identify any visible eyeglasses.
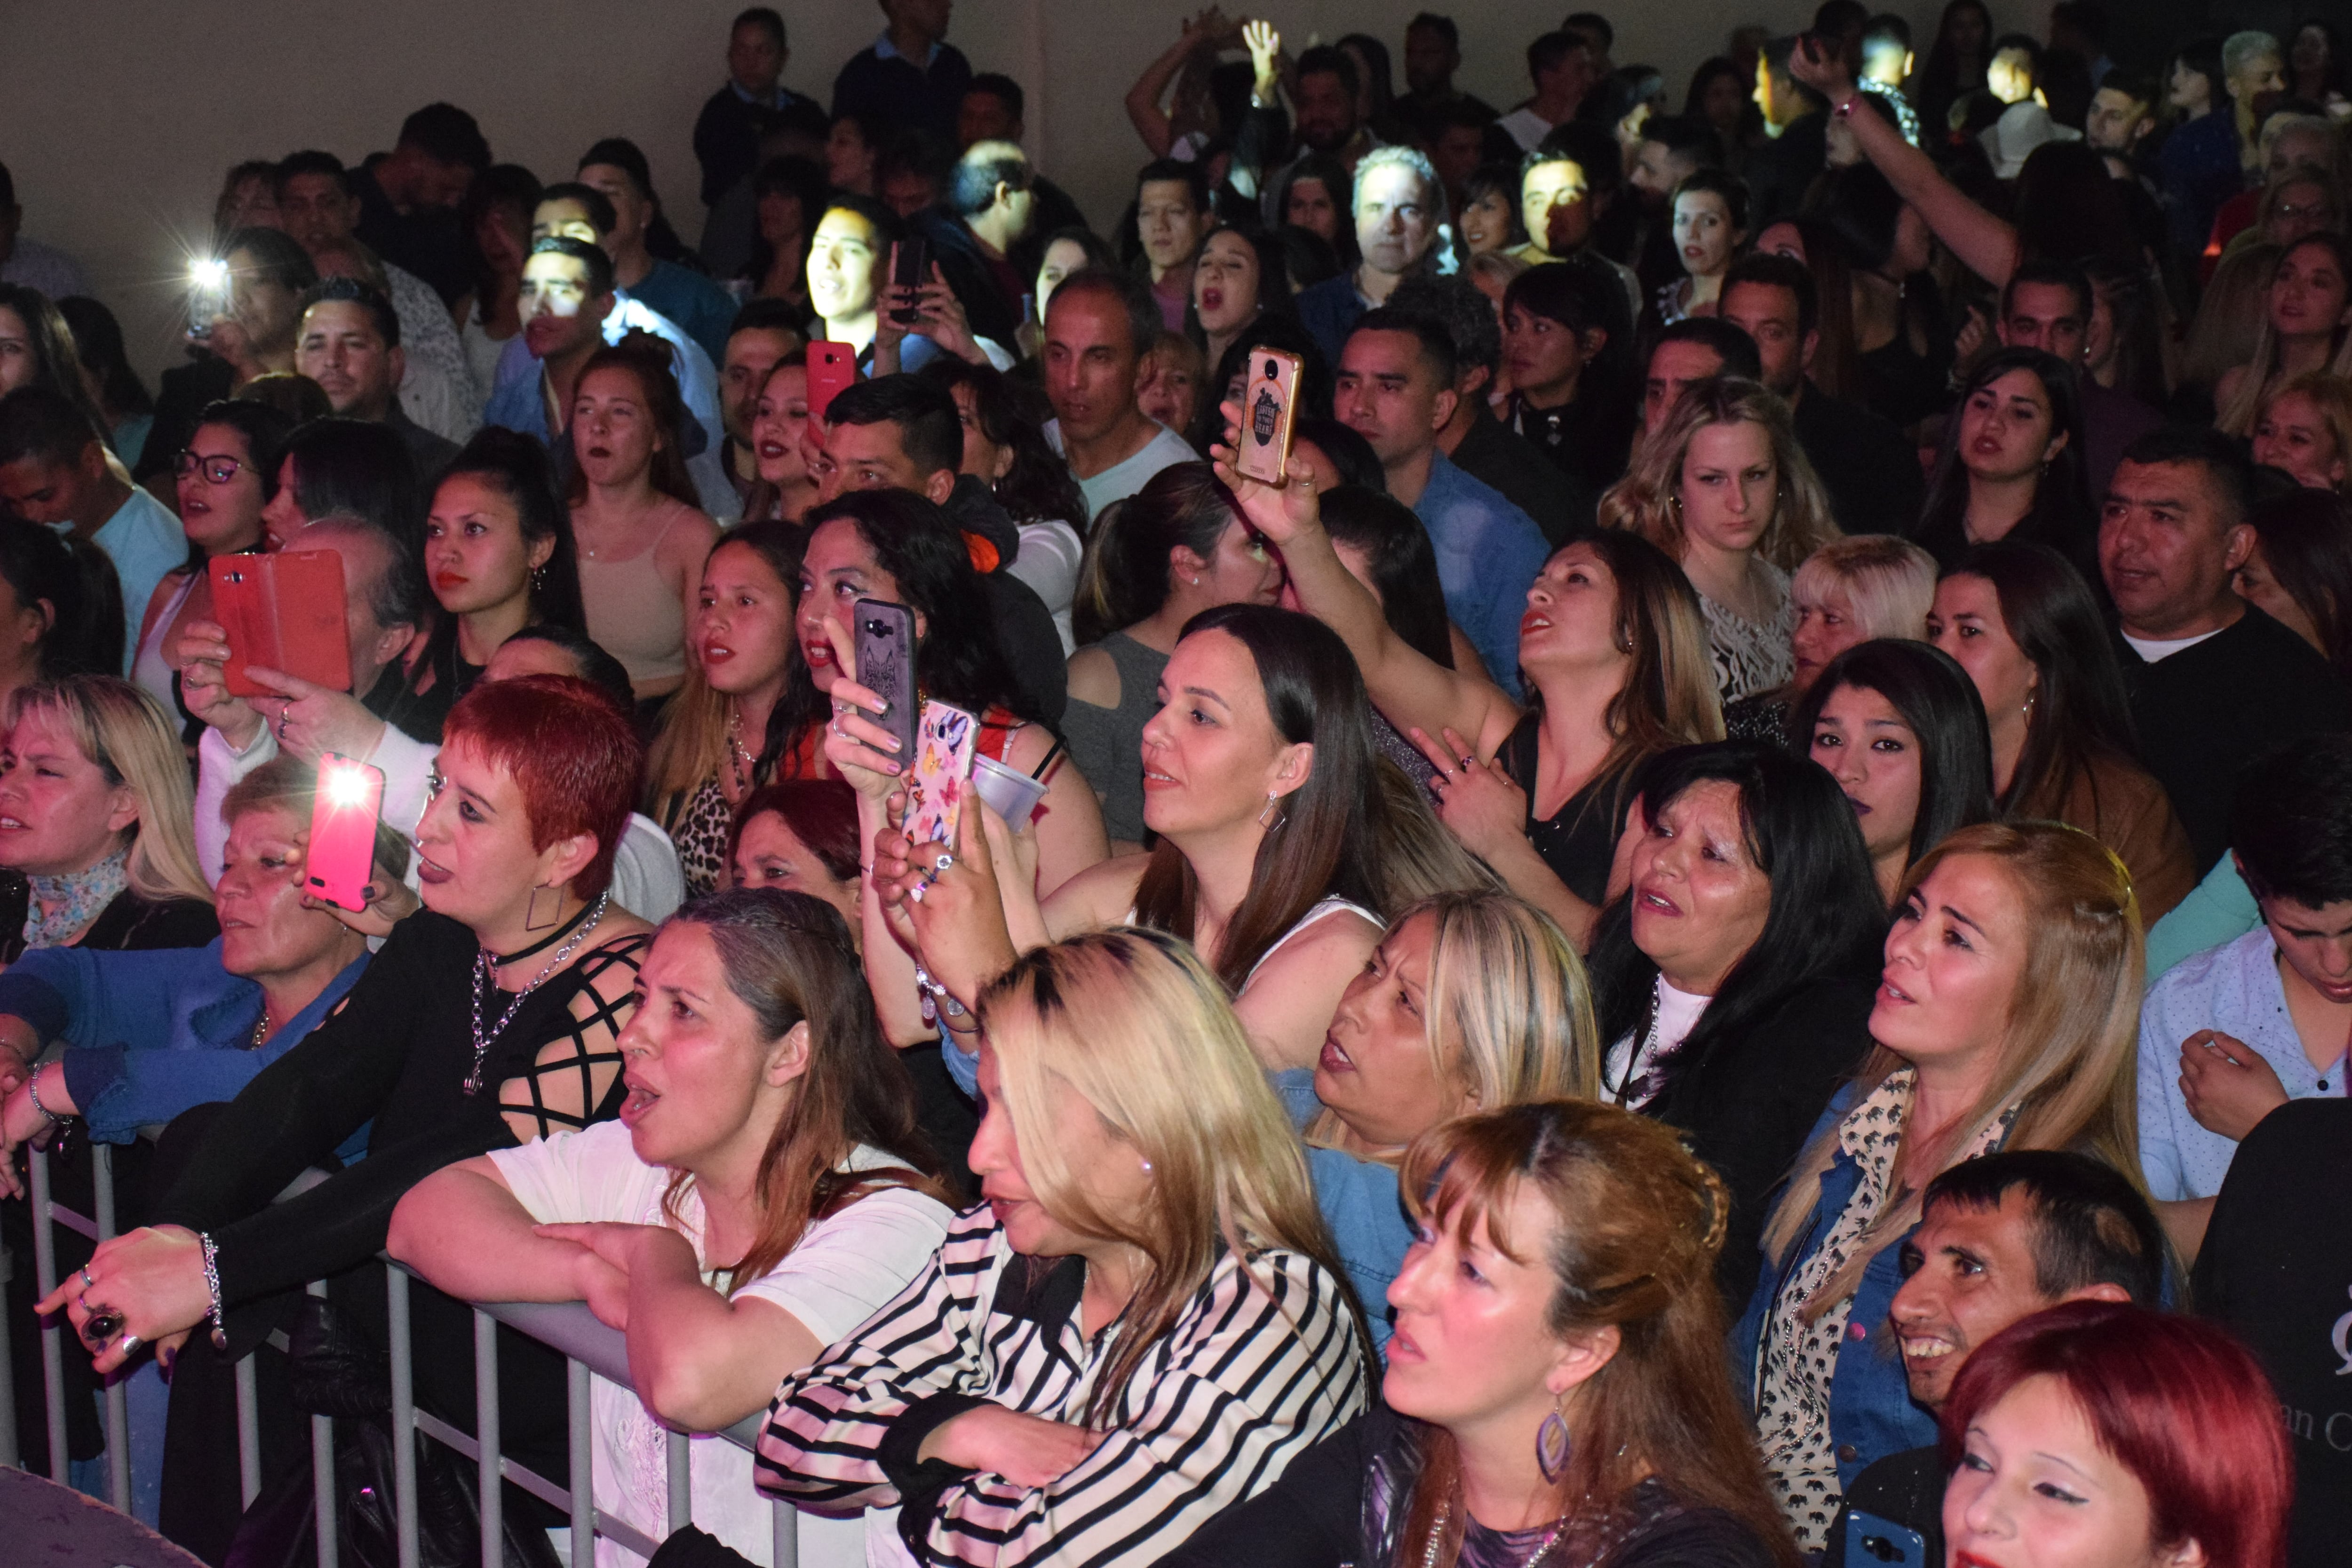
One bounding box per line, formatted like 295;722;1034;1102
174;451;248;485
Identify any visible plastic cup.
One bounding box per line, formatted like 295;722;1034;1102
969;753;1050;826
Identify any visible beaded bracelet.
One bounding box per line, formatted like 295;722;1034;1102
26;1071;70;1130
199;1232;228;1351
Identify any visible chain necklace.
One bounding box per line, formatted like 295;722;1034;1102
250;1002;273;1050
1420;1501;1574;1568
464;892;610;1095
726;705;755;796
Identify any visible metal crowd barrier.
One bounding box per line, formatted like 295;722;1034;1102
6;1142;803;1566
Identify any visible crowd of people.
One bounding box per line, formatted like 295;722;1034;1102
1;0;2349;1564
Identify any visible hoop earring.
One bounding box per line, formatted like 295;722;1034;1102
1535;1394;1572;1484
1257;791;1286;831
524;883;563;931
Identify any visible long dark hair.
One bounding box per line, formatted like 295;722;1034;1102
1943;541;2148;820
914;358;1089;531
1317;486;1454;668
419;427;587;695
2246;490;2352;685
1788;639;1997;865
0;518;103;678
182;398;295;571
1918;0;1995;127
659;888;949;1288
0;285;106;436
1071;462;1243;646
1586;740;1887;1109
1916;349;2090;567
278;417;425;554
1133;605;1390;992
53;297;152;420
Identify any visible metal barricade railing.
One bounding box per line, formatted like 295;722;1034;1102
6;1143;804;1566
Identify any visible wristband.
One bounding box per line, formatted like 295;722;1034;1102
199;1232;229;1351
1833;91;1864;119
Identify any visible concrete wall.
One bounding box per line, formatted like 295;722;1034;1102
5;0;2074;383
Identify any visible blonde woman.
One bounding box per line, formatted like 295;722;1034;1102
2214;234;2352;437
2252;370;2352;492
0;676;215;966
1600;376;1842;704
1724;533;1937;742
1733;821;2145;1552
755;929;1368;1567
1292;890;1601;1346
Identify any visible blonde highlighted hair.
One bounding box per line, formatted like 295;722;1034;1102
1597;377;1841;570
1306;891;1601;1154
1789;534;1937;644
2257;372;2352;491
2216;236;2352;437
7;676;211;907
1762;821;2145;1318
979;928;1359;1425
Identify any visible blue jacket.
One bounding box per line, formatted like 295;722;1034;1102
1414;453;1550;700
2;939;371;1153
1730;1084;1936;1495
1273;1068;1409;1352
1295;273;1368;369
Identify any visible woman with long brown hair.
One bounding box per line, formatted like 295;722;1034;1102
1162;1100;1794;1568
391;888;954;1566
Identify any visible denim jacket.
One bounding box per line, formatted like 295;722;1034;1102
4;939;370;1151
1730;1083;1938;1496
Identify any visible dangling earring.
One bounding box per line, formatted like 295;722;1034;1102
531;564;547;594
2021;689;2037;724
524;882;562;931
1535;1393;1572;1484
1257;791;1285;830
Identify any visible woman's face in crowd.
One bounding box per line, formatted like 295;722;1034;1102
426;472;548;619
1676;419;1779;557
696;539;796;701
1459;189;1514;256
807;207;882;323
1035;238;1091;321
0;307;33;396
795;517;911;696
1137;179;1209;272
1702;70;1748;130
757;188;807;253
614;920;802;1172
1385;1183;1581;1433
2168;60;2212;111
176;421;269;555
1986;47;2035;104
2268;240;2352;342
1930;573;2041;726
1285;177;1341;244
825;121;876;193
1139;626;1302;840
1517;542;1625;677
946;381;1011;483
1627;778;1772;992
2253;390;2347;491
1947;5;1988;55
752;363;812;488
1960;368;2065;485
731;809;860;934
0;707;135;878
1754;221;1806;263
260;455;307;550
1944;1374;2180;1568
1789;583;1867;689
475;203;531;284
1318;914;1454;1149
1873;851;2029;1067
1179;517;1284;612
572;366;662;488
1503;305;1593;401
1672;191;1741;279
2231;539;2325;654
1192;231;1263;338
1139;355;1200;433
413;736;557;926
969;1041;1154;1260
2266;179;2335;250
216;805;350;981
1810;683;1922;868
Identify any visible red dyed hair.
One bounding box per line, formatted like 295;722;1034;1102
725;779;861;885
440;674;643;899
1940;1300;2291;1568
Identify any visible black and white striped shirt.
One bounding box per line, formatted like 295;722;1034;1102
755;1205;1368;1567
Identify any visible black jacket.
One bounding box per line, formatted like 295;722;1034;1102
942;476;1067;727
1791;380;1924;536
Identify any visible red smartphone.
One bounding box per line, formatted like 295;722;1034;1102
306;753;385;912
211;551;351;698
808;342;858;423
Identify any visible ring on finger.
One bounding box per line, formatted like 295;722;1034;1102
118;1334;143;1357
79;1266;95;1290
1459;755;1477;770
909;877;930;904
932;853;954;874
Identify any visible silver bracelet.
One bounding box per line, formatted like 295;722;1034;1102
26;1070;69;1130
199;1232;228;1350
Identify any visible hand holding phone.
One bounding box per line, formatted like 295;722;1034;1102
905;701;979;850
808;341;858;423
211;552;352;698
854;599;920;764
1235;349;1303;486
890;238;931;327
306;754;386;913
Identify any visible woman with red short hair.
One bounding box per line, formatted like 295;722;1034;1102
1940;1300;2291;1568
44;675;656;1560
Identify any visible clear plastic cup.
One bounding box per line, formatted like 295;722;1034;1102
969;753;1050;826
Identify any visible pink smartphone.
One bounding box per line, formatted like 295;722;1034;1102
306;753;384;912
904;700;978;851
1236;348;1303;485
808;341;858;423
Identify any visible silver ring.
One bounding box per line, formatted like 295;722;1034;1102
117;1334;142;1357
1459;756;1476;770
932;853;954;874
79;1266;95;1290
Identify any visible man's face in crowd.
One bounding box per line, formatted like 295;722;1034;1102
1404;25;1458;97
1538;42;1597;106
297;301;402;421
1629;140;1700;210
2099;458;2252;636
532;197;603;247
885;0;953;46
807;208;882;323
1294;69;1359;154
1644;340;1728;435
1043;287;1143;444
1719;281;1809;397
819;418;952;505
959;90;1020;148
722;327;799;446
226;245;304;357
2084;88;2152;152
1892;1191;2091;1409
577;164;651;251
728;19;785;96
1430;125;1486;200
278;172;360;254
1999;281;2087;362
519;253;612;360
1861;37;1911;89
1337;328;1452;468
1356;165;1439;279
0;446;105;529
1136;180;1208;273
1521;159;1593;256
2255;889;2352;1007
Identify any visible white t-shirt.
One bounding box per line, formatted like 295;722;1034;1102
1497;105;1559;151
2121;628;2225;663
489;1121;954;1568
1009;518;1084;654
1044;418;1200;519
1603;979;1711;1109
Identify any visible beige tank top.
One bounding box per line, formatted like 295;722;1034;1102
576;499;695;692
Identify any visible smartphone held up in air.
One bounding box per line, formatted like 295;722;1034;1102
1236;348;1303;486
904;700;978;851
889;237;931;326
808;341;857;424
306;753;385;912
210;551;351;698
188;257;231;339
853;597;920;764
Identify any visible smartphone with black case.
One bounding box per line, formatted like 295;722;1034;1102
853;598;919;764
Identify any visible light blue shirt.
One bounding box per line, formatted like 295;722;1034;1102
1043;418;1198;520
2137;925;2346;1201
72;487;184;676
1411;452;1549;700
